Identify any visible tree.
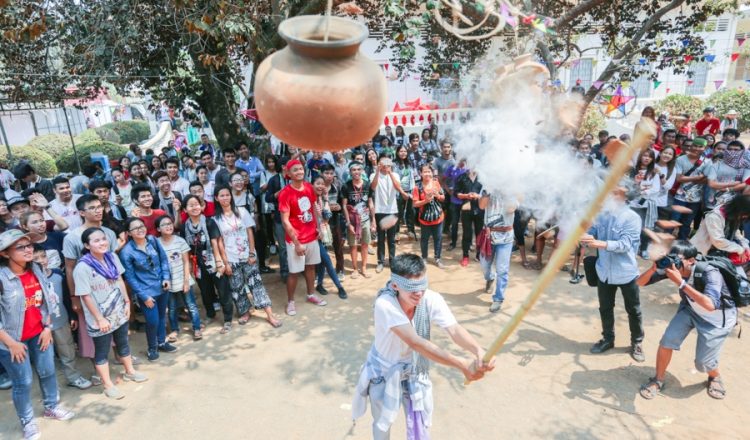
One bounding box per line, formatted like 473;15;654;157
654;93;704;121
706;88;750;132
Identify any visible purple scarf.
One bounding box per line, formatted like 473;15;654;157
722;149;750;169
81;252;120;281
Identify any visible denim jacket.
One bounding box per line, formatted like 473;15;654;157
588;204;641;285
119;236;171;301
0;263;60;351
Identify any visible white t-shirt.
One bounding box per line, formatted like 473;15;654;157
654;163;676;207
372;290;457;366
49;195;82;231
170;177;190;196
208;210;255;263
369;172;399;214
0;168;15;190
73;255;127;337
158;236;194;292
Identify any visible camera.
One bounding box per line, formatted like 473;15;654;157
656;253;683;271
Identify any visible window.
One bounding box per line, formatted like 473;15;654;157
568;59;593;90
686;62;709;96
632;72;652;99
734;54;750;81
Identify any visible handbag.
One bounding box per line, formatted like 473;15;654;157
417;182;443;223
319;223;333;247
583;255;599;287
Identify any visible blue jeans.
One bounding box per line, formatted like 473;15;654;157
420;222;443;259
138;293;169;351
92;322;131;365
0;333;60;426
671;199;701;240
480;242;513;302
168;288;202;332
316;241;343;289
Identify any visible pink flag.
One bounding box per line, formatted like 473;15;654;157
593;80;604;89
714;80;724;90
738;37;746;47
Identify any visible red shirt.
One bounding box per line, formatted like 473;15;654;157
19;270;43;341
695;117;720;136
412;180;445;226
138;209;167;236
278;181;318;244
180;201;215;223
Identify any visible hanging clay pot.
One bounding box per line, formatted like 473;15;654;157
254;16;387;152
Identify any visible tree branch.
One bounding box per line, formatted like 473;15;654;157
553;0;610;29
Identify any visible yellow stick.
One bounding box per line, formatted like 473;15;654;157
466;118;656;385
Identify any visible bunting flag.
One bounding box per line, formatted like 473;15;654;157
653;80;662;89
639;58;647;65
592;59;598;67
739;37;746;47
684;55;693;63
682;38;690;47
384;63;389;71
687;80;694;85
531;18;547;33
621;80;631;89
705;54;716;62
452;62;460;69
592;80;604;89
432;63;438;70
501;2;517;27
714;80;724;89
571;59;581;69
731;53;740;62
666;88;671;93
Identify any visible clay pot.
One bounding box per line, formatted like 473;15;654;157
254;16;387;152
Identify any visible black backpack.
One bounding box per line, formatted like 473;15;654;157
692;254;750;309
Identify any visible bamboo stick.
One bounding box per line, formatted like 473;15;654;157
466;118;657;385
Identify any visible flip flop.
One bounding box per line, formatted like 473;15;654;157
268;318;283;328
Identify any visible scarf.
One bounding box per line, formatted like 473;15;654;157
183;215;215;276
346;203;363;241
80;252;120;280
722;149;750;169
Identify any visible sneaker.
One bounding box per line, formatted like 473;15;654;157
104;386;125;400
376;263;384;273
569;274;583;285
337;271;345;281
286;301;297;316
90;375;102;386
485;279;494;293
306;294;328;306
43;405;75;421
68;376;92;390
338;287;348;299
448;244;456;251
259;265;276;274
589;339;614;354
0;372;11;390
489;301;503;313
122;371;148;383
460;257;469;267
158;342;178;353
269;244;278;255
22;421;40;440
631;343;646;363
147;349;160;362
316;284;329;296
435;259;446;269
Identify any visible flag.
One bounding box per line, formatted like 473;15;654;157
432;63;438;70
501;3;517;27
384;63;389;71
653;80;662;89
732;53;740;62
714;80;724;89
666;88;671;93
739;37;746;47
684;55;693;63
639;58;647;65
593;80;604;89
705;54;716;62
592;59;598;67
687;80;694;85
452;62;460;69
621;81;631;89
682;38;690;47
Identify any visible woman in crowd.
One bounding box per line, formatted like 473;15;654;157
364;148;379;181
75;227;146;400
120;217;174;361
419;127;438;157
379;137;395;158
412;164;446;268
209;186;281;332
196;165;215;202
150;156;164;176
312;176;347;299
456;168;484;267
630;149;662;259
259;155;280;256
156;215;203;341
654;145;677;209
0;229;75;439
181;195;221;325
393;125;407;147
394;145;416;239
118;156;131;180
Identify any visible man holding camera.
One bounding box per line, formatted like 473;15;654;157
637;240;736;400
580;185;645;362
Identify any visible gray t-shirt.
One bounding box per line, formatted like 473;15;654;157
47;271;68;331
62;225;119;261
705;162;750;208
158;236;194;292
674;155;708;204
484;195;515;245
433;157;456;179
73;255;127;337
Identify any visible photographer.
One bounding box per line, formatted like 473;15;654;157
637;241;736;400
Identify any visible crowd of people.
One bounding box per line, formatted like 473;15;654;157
0;105;747;438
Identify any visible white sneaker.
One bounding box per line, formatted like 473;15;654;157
286;301;297;316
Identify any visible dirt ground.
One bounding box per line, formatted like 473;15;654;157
1;235;749;439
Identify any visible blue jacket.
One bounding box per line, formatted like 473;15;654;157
588;204;641;285
119;236;170;300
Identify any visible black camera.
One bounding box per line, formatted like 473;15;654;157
656;253;683;270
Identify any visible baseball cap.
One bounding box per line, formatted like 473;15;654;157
0;229;31;252
7;196;29;209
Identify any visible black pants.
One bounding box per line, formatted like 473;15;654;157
332;213;344;272
196;265;219;319
376;213;397;265
397;196;415;234
213;275;237;323
254;226;267;267
449;203;462;247
420;222;443;259
513;210;530;247
597;278;644;344
461;210;484;257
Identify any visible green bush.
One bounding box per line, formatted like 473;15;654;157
577;104;606;138
56;141;128;174
101;120;150;144
23;134;74;158
74;129;102;145
93;126;121;144
706;88;750;132
654;94;704;121
0;146;58;177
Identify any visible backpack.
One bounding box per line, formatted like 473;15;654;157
692;254;750;309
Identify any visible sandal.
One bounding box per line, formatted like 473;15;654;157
167;331;178;343
220;322;232;334
238;314;251;325
193;330;203;341
359;270;371;279
639;377;664;400
267;317;283;328
707;376;726;400
350;270;359;279
522;261;532;270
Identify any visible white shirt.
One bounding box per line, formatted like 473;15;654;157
654;163;676;207
369;172;399;214
49;195;82;231
170;177;190;196
372;290;457;366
